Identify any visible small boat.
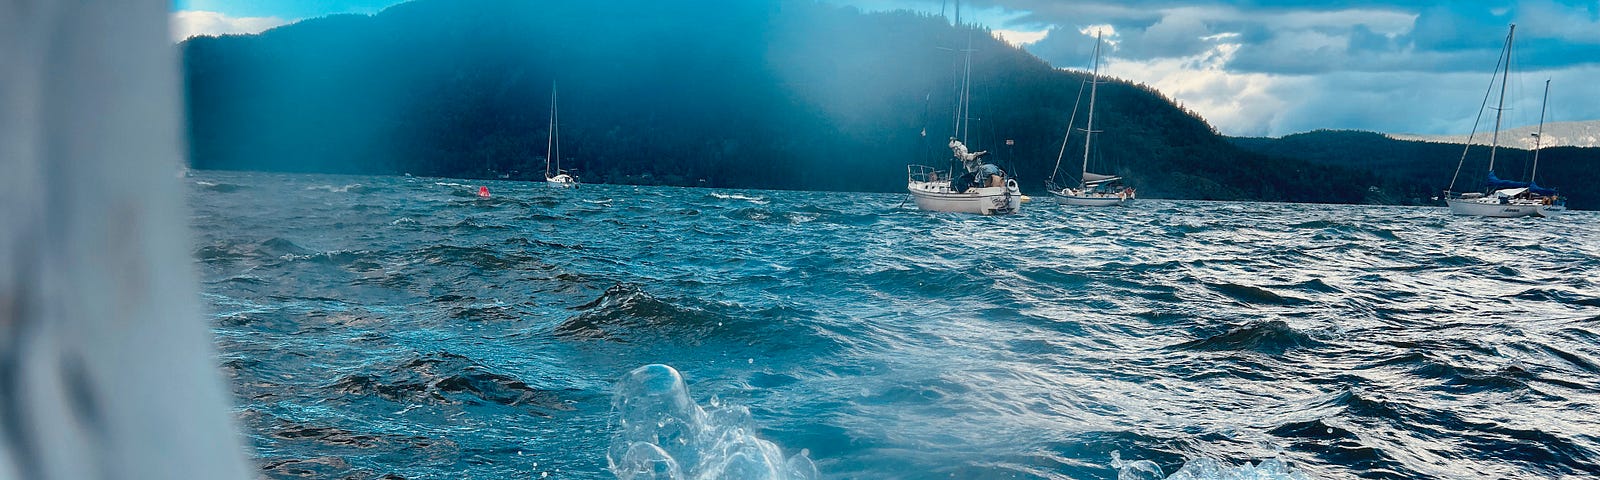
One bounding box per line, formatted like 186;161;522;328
1048;31;1134;207
544;84;578;188
1444;25;1559;218
907;165;1021;215
1446;189;1544;218
905;30;1021;215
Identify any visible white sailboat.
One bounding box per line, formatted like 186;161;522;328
907;164;1022;215
906;30;1022;215
1049;31;1134;207
1444;25;1558;217
544;85;578;188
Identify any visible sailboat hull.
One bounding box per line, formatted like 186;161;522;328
908;180;1021;215
1446;197;1539;217
1052;190;1133;206
546;178;576;188
545;173;577;188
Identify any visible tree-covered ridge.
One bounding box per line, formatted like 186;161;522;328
183;0;1374;203
1230;130;1599;209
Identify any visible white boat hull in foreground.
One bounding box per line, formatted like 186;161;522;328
1446;196;1540;217
908;179;1021;215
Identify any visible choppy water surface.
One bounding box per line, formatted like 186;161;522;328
189;171;1600;479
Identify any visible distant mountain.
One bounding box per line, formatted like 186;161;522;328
1390;120;1600;149
181;0;1382;203
1230;129;1600;209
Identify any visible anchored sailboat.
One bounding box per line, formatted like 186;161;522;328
1048;31;1134;207
544;84;578;188
1444;25;1560;217
905;30;1021;215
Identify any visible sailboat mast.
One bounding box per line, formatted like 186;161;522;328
1488;24;1514;172
957;32;974;143
554;86;561;173
1531;78;1549;182
1080;32;1103;182
546;85;556;176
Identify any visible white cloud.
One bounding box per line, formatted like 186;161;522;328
1100;41;1291;137
1099;44;1600;138
993;28;1048;46
170;10;288;42
1078;24;1117;39
1517;0;1600;44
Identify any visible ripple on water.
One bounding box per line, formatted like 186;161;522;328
1174;320;1324;355
189;172;1600;479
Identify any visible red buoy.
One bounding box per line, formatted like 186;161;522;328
477;186;490;198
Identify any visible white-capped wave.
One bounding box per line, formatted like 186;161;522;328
305;183;361;193
609;364;816;480
710;192;769;205
1113;451;1308;480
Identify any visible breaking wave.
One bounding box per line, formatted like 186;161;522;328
608;364;817;480
1113;452;1308;480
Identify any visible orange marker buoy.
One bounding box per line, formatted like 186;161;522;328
477;186;490;198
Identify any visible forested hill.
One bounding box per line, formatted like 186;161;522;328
1229;130;1600;209
183;0;1376;203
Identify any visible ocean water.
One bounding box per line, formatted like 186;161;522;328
189;171;1600;479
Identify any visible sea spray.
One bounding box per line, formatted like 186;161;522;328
1112;451;1309;480
608;364;817;480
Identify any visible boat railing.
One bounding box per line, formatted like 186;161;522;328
907;164;945;183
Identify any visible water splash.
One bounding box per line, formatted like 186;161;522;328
709;192;770;204
609;364;817;480
1112;451;1308;480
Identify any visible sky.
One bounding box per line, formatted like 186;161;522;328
170;0;1600;137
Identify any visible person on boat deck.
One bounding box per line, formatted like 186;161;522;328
948;137;988;172
979;163;1004;187
949;137;1001;189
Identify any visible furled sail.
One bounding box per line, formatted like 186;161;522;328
1082;172;1121;185
1487;172;1556;195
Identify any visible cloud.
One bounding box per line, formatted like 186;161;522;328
1292;64;1600;135
993;28;1048;46
1023;4;1422;73
1023;27;1099;71
1129;13;1214;59
1073;23;1600;138
170;10;288;42
1097;41;1292;137
955;0;1599;136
